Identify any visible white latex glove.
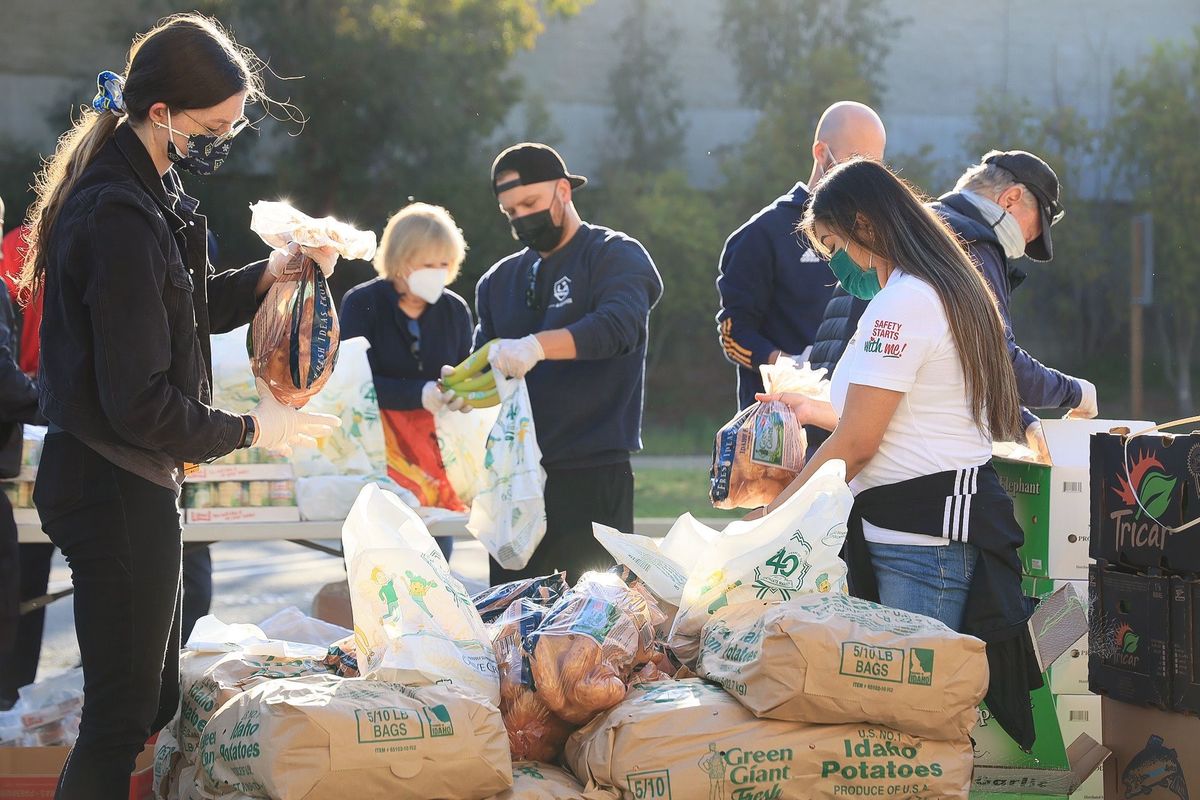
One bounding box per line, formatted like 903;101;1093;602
1066;378;1098;419
266;242;340;279
421;381;446;413
250;379;342;457
489;334;544;379
439;366;471;413
1025;420;1051;464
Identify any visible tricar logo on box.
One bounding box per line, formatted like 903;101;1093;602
1122;734;1189;799
1110;451;1178;553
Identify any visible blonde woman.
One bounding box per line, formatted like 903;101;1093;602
341;203;473;552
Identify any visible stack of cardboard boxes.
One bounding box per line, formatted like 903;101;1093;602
1088;420;1200;799
978;419;1152;799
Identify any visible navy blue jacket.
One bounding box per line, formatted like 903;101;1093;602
716;182;835;409
341;278;474;411
39;123;262;464
932;192;1082;425
474;223;663;470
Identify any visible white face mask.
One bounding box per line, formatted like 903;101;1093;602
961;190;1027;260
406;268;448;304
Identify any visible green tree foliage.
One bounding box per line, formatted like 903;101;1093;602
184;0;590;287
716;0;896;221
718;0;894;111
1107;29;1200;413
600;0;685;176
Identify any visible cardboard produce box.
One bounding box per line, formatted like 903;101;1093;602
0;744;153;800
971;684;1108;797
1101;696;1199;800
1088;565;1171;708
995;419;1150;580
1169;574;1200;715
1090;424;1200;573
1024;577;1091;695
185;506;300;524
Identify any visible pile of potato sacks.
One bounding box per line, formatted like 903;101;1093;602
155;468;989;799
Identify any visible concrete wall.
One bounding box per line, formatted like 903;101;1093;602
2;0;1196;191
505;0;1199;187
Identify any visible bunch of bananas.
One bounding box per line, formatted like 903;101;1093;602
439;339;500;408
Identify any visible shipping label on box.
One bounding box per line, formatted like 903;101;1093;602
1090;427;1200;573
186;463;294;482
1101;696;1199;800
996;419;1150;580
185;506;300;524
1088;565;1172;709
1024;577;1091;694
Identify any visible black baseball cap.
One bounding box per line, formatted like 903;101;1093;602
982;150;1064;261
491;142;587;195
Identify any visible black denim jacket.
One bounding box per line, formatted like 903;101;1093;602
39;123;264;464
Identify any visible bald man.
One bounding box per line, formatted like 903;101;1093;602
716;101;886;410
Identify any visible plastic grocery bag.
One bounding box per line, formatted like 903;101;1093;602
210;330;387;476
437;402;501;505
247;201;377;408
709;359;818;510
343;482;499;704
671;458;853;664
467;373;547;571
592;514;721;607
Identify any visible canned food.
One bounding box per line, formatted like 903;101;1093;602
217;481;245;508
247;481;270;507
17;482;32;509
269;481;296;507
187;483;214;509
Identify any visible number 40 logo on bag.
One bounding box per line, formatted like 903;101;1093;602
753;533;812;600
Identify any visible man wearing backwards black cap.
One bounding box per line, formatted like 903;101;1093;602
932;149;1098;456
469;142;663;585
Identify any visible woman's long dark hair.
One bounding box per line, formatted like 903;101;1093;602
801;158;1024;442
20;14;267;300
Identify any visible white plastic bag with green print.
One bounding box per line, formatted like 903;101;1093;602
208;328;386;476
343;483;499;704
669;458;854;665
436;402;500;505
467;373;547;571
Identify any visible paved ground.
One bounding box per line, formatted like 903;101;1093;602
33;538;493;681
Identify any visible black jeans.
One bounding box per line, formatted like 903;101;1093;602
0;539;54;706
490;460;634;586
34;433;183;800
181;543;212;644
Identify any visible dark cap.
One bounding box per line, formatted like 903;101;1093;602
491;142;587;195
982;150;1064;261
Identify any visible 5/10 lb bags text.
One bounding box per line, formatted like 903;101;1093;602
198;674;511;800
697;594;988;741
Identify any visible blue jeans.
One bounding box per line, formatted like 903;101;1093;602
865;540;979;631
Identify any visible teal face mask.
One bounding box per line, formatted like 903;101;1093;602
828;247;881;300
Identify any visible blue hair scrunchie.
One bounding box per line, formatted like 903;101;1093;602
91;70;126;116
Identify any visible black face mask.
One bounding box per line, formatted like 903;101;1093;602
510;194;564;253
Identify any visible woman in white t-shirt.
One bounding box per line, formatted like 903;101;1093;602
757;158;1025;630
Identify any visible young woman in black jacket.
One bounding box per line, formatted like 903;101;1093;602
18;15;339;798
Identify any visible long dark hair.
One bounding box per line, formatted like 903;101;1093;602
801;158;1024;442
20;14;267;300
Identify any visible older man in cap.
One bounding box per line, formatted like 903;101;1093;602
933;150;1098;453
470;142;663;585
